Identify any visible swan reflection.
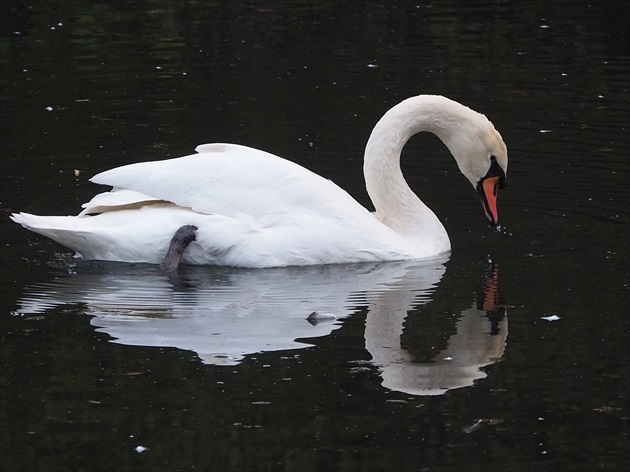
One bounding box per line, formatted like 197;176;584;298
13;257;506;395
367;262;506;395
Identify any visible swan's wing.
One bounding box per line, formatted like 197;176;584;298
90;143;365;219
79;189;164;215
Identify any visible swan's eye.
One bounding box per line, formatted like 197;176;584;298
490;155;497;163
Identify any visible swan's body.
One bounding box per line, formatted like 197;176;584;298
11;95;508;268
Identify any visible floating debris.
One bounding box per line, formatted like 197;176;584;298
306;311;337;325
122;371;145;377
463;418;504;434
541;315;561;321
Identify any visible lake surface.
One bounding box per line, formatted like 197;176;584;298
1;1;628;471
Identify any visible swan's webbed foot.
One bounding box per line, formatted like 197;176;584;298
160;225;198;273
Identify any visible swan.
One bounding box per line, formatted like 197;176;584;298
11;95;508;269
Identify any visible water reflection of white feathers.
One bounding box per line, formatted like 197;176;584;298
13;256;507;396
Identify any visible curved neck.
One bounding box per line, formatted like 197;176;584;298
363;95;473;249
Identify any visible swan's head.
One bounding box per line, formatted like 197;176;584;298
447;117;508;226
365;94;508;227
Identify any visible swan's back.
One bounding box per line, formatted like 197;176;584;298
91;143;363;221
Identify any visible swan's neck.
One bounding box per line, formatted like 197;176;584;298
363;95;476;250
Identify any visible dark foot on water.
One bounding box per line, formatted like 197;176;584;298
160;225;198;273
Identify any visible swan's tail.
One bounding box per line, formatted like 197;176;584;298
11;212;93;256
10;208;204;264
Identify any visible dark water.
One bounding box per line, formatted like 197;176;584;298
1;1;628;471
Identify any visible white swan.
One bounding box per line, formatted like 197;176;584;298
11;95;508;269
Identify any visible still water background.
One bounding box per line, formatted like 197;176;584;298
1;0;628;471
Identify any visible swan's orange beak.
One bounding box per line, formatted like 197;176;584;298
477;176;500;226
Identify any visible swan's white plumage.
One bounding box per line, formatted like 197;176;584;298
11;95;508;268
